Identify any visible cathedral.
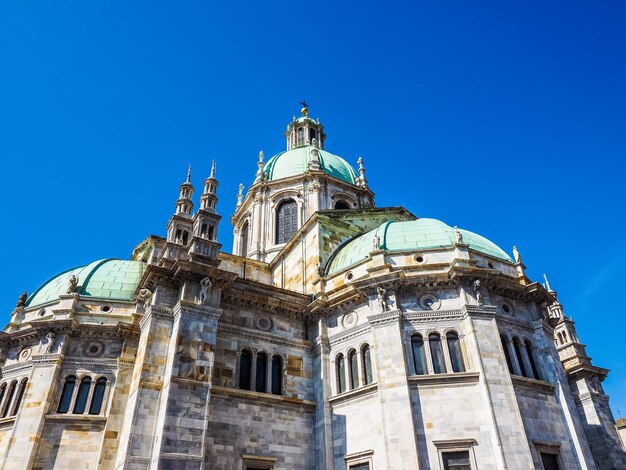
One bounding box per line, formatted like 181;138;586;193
1;105;625;470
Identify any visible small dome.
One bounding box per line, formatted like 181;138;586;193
264;145;359;185
327;218;512;275
27;259;146;307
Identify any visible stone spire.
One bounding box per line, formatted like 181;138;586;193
357;157;368;188
254;151;265;184
200;160;218;213
236;183;244;207
175;166;194;216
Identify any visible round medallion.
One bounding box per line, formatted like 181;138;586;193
18;347;31;362
84;341;104;358
254;314;272;332
419;293;441;310
342;312;358;329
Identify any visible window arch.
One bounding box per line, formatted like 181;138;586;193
0;383;6;414
89;378;107;415
429;333;446;374
309;128;316;141
336;354;346;394
271;355;282;395
275;199;298;244
239;350;252;390
361;344;373;385
525;340;540;380
1;381;16;418
501;335;514;374
255;352;268;393
513;338;527;377
446;331;465;373
73;377;92;414
335;200;350;210
240;221;249;257
348;349;359;390
57;375;76;413
411;334;427;375
297;127;304;146
10;379;28;416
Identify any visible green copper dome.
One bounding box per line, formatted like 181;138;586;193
327;218;512;275
264;146;359;185
27;259;146;307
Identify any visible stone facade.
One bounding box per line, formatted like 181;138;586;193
1;107;625;469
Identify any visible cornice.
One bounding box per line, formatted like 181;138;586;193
328;323;371;347
367;309;402;327
404;309;465;323
217;324;311;350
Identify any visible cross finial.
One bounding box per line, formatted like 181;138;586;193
210;160;216;178
186;165;192;183
300;101;309;116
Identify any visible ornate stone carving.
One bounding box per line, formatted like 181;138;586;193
137;288;152;309
199;277;212;305
342;312;358;329
376;286;388;312
45;331;56;354
84;341;105;358
254;313;272;332
473;279;483;305
66;275;79;294
453;226;463;244
419;293;441;311
16;291;27;309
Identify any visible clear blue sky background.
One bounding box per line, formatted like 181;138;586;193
1;2;625;415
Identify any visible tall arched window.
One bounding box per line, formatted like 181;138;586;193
240;221;249;257
348;350;359;390
501;335;514;374
429;333;446;374
255;352;268;393
239;350;252;390
411;334;427;375
73;377;92;414
513;338;527;377
1;381;16;418
336;354;346;394
361;345;373;385
10;379;28;416
57;376;76;413
309;128;316;141
525;340;540;380
271;356;282;395
276;199;298;244
89;378;107;415
447;331;465;373
297;127;304;146
0;384;6;413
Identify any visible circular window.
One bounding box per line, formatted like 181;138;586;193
18;347;31;362
342;312;358;329
419;293;441;310
488;262;495;269
254;314;272;332
345;271;354;282
100;305;112;313
501;302;513;315
414;254;427;264
84;341;104;357
38;308;46;317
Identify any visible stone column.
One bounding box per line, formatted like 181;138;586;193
313;320;333;470
367;309;420;469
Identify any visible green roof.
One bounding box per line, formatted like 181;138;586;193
327;218;512;275
27;259;146;307
264;146;359;185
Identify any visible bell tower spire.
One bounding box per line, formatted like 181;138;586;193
175;165;194;215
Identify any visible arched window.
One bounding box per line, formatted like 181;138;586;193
271;356;282;395
429;333;446;374
501;335;514;374
336;354;346;394
525;340;540;380
255;352;268;393
513;339;527;377
239;350;252;390
309;128;316;141
1;381;16;418
10;379;28;416
0;384;6;413
447;331;465;373
335;200;350;210
57;376;76;413
411;334;427;375
240;221;249;257
73;377;92;414
89;378;107;415
276;199;298;244
361;345;373;385
348;350;359;390
297;127;304;146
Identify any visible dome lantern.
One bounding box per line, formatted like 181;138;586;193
284;103;326;151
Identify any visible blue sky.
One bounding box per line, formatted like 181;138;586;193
1;2;625;415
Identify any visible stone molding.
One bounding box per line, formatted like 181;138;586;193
218;324;310;350
0;363;33;377
211;385;315;407
511;375;556;395
328;322;371;347
328;382;378;408
64;357;120;370
404;309;465;323
367;309;402;327
408;372;480;387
